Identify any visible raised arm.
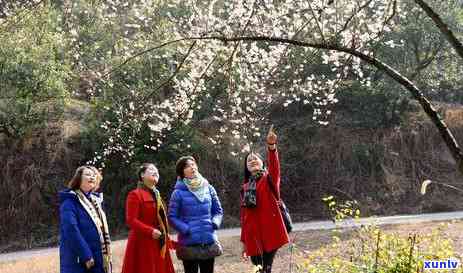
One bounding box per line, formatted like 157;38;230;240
267;147;281;196
266;125;281;197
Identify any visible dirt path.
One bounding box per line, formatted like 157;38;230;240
1;210;463;263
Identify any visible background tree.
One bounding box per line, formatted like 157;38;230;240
1;0;463;251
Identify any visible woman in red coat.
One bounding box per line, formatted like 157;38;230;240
240;126;289;273
122;163;175;273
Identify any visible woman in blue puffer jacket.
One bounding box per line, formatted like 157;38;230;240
168;156;223;273
59;166;112;273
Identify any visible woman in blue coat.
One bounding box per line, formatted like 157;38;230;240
59;166;112;273
168;156;224;273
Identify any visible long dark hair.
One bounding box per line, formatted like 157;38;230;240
243;152;264;182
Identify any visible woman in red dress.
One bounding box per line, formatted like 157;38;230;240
122;163;175;273
240;126;289;273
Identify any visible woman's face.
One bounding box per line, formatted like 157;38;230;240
247;153;263;173
80;168;96;193
142;164;159;185
183;159;198;179
92;168;103;191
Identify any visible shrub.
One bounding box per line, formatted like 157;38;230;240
299;197;463;273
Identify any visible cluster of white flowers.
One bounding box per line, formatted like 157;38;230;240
158;0;405;155
88;94;180;166
85;0;407;163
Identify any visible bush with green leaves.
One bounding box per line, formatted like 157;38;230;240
0;5;71;139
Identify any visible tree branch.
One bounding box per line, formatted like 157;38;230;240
141;41;197;102
337;0;374;36
190;35;463;174
100;38;191;80
101;33;463;174
414;0;463;59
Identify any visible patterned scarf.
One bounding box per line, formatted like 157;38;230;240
243;169;266;207
137;182;170;258
75;190;112;273
249;169;265;187
182;173;209;202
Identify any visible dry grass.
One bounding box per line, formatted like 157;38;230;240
1;220;463;273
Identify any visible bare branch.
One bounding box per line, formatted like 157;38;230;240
141;41;197;102
414;0;463;59
100;38;191;79
337;0;374;36
307;1;326;43
224;0;259;93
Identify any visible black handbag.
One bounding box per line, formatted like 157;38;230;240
267;175;293;233
176;241;223;260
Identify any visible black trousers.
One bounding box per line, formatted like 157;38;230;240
250;250;278;273
182;258;215;273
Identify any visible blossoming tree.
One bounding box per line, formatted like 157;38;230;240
2;0;462;172
97;0;463;172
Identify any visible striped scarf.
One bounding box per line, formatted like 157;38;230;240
137;182;170;258
76;190;112;273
